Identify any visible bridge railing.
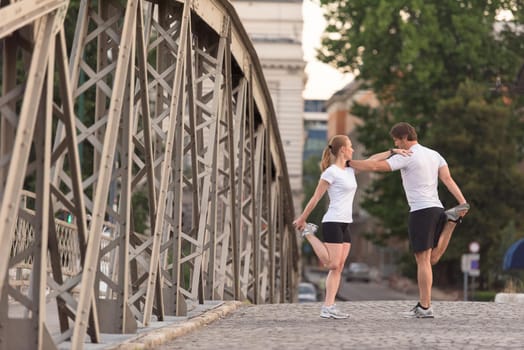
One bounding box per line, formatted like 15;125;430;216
11;192;116;287
0;0;299;349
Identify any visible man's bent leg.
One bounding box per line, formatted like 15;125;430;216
430;221;457;265
414;250;432;308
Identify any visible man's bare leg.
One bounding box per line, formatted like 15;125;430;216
430;221;457;265
431;208;469;265
415;250;432;308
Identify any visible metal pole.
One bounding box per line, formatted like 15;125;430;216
472;276;476;301
463;272;468;301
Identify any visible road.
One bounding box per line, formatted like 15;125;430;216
338;280;416;301
303;267;420;302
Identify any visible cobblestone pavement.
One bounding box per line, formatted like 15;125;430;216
155;300;524;350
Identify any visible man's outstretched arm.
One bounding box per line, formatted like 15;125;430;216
438;165;467;204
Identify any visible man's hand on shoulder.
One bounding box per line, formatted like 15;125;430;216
390;148;412;157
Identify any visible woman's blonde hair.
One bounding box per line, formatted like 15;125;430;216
320;135;349;171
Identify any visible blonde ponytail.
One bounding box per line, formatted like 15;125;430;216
320;135;349;172
320;146;334;172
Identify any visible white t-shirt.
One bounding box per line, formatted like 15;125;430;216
320;165;357;223
386;143;447;212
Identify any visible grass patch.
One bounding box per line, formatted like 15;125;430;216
472;290;497;301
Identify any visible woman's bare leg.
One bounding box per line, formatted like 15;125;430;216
323;243;350;305
304;234;331;267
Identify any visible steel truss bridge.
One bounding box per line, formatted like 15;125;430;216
0;0;299;348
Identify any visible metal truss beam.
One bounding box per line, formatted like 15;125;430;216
0;0;299;348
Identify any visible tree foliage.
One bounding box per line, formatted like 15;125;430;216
318;0;524;116
429;80;524;284
317;0;524;287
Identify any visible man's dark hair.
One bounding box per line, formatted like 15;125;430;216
390;122;418;141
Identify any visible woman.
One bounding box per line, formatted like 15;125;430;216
294;134;408;319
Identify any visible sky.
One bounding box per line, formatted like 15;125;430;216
302;0;354;100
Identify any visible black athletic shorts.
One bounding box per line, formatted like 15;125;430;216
408;207;447;253
322;222;352;244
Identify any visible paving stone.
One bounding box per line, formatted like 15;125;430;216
151;300;524;350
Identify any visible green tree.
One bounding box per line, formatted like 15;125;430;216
318;0;524;117
317;0;524;287
428;80;524;285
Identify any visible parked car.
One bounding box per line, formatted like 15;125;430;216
298;282;318;302
344;262;371;282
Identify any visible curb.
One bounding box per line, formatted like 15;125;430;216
108;301;244;349
494;293;524;303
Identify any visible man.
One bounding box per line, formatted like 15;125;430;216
348;122;469;318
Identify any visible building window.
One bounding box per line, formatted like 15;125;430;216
304;100;326;113
303;125;327;161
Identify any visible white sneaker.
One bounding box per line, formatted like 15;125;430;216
301;223;318;237
445;203;470;222
320;304;349;319
403;303;434;318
